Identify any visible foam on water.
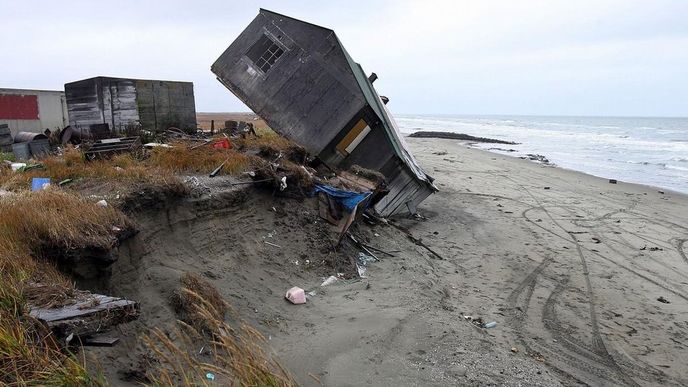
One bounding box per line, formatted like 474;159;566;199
397;115;688;194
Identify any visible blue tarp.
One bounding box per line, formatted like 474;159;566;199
313;183;372;212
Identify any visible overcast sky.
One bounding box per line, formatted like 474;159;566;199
2;1;686;116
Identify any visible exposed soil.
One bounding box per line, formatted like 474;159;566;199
80;176;561;386
74;136;688;386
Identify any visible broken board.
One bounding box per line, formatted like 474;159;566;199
30;293;139;338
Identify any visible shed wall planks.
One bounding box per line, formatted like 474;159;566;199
65;77;196;134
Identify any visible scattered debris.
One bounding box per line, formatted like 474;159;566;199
143;142;173;149
355;252;377;278
285;287;307;304
609;179;617;184
264;241;282;248
31;177;50;191
206;372;216;381
544;186;551;190
82;335;120;347
209;158;229;178
211;138;231;149
484;321;497;329
96;199;108;207
511;347;518;353
10;162;26;171
591;237;601;244
321;276;338;287
29;291;139;338
314;183;373;243
657;296;670;304
17;162;44;172
522;154;552;165
658;190;665;194
83;137;140;160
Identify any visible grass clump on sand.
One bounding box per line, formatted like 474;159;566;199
144;273;295;387
0;189;132;386
148;142;260;176
0;147;184;193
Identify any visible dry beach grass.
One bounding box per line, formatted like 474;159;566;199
0;132;303;386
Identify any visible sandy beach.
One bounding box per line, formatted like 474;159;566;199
88;136;687;386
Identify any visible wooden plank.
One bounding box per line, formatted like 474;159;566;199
82;335;120;347
30;295;136;322
29;292;140;338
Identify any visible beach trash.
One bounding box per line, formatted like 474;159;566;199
31;177;50;191
484;321;497;329
96;199;108;207
211;138;231;149
12;142;30;161
206;372;215;381
10;162;26;172
285;286;306;304
609;179;617;184
321;275;338;287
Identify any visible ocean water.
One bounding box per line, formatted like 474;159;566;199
396;115;688;194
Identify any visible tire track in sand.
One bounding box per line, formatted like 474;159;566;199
500;174;641;386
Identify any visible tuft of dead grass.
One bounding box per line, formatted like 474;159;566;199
144;272;295;387
0;189;134;386
0;146;183;193
143;274;296;387
233;128;298;156
171;273;229;336
148;142;260;176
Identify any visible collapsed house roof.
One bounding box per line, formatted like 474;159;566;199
212;9;437;216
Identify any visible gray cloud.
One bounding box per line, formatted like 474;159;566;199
2;0;686;116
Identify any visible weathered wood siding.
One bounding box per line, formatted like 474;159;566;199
65;77;196;134
212;10;365;154
65;78;105;132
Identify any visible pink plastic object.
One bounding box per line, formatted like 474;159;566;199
285;287;306;304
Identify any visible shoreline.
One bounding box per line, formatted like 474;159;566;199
411;133;688;197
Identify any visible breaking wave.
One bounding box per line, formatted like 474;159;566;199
396;114;688;194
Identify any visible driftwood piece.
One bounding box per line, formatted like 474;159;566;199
29;293;139;338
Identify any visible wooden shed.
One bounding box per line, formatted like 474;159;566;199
64;77;197;135
211;9;437;217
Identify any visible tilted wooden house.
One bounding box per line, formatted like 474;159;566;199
211;9;437;216
64;77;196;135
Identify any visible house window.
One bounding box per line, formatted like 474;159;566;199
246;34;284;73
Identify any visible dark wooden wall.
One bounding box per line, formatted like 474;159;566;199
65;77;196;133
212;10;366;154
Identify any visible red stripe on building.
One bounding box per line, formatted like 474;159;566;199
0;94;39;120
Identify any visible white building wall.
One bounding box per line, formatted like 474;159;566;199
0;88;68;136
